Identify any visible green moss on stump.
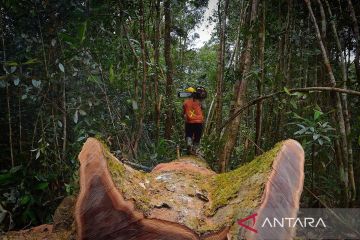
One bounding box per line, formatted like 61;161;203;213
97;139;285;232
101;143;151;213
206;141;284;214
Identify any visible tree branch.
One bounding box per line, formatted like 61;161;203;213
220;87;360;130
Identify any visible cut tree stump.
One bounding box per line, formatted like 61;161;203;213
2;138;304;240
75;138;304;240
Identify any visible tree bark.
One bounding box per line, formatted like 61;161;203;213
134;0;148;152
347;0;360;84
153;0;161;140
2;34;14;167
164;0;174;139
218;0;259;172
214;0;229;132
74;138;304;240
255;0;265;156
305;0;349;203
62;74;67;163
325;0;356;202
2;30;16;168
316;0;326;40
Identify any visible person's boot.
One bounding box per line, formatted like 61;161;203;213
186;137;193;155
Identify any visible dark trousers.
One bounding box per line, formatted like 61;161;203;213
185;123;203;144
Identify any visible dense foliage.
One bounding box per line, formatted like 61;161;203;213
0;0;359;231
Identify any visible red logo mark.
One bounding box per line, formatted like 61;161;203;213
237;213;258;233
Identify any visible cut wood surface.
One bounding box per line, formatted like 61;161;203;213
75;138;304;240
2;138;304;240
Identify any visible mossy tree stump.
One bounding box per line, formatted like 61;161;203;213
75;138;304;240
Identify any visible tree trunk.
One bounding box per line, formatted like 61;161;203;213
74;138;304;240
62;74;67;163
347;0;360;84
255;0;265;156
305;0;349;204
134;0;148;152
316;0;326;40
218;0;259;172
2;33;14;167
5;139;305;240
214;0;229;132
164;0;174;140
153;0;161;140
325;0;356;202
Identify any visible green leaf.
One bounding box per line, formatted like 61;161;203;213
283;87;291;95
77;21;87;44
58;63;65;73
294;127;308;135
77;136;86;142
290;99;297;109
36;151;40;160
0;172;13;183
0;80;7;88
5;61;18;66
23;58;40;65
109;64;114;84
314;110;323;121
79;109;86;116
73;110;79;124
313;134;320;140
87;75;100;83
13;78;20;86
20;195;31;205
323;135;331;142
35;182;48;190
32;80;41;88
10;66;17;73
58;32;76;45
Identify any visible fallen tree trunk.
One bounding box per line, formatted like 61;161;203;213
75;138;304;240
3;138;304;240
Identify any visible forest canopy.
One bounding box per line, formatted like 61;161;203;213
0;0;360;232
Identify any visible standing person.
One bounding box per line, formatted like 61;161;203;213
183;87;206;155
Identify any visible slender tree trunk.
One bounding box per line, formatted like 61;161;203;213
2;33;14;167
305;0;349;204
317;0;326;39
325;0;356;201
255;0;265;156
153;0;161;140
122;23;140;100
164;0;174;139
218;0;259;172
134;0;148;152
283;0;292;84
347;0;360;83
214;0;229;132
18;67;22;153
62;74;67;162
52;107;61;161
334;138;345;181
